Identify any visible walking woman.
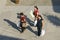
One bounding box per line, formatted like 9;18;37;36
19;12;26;33
36;15;44;36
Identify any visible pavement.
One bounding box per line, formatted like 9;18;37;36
6;0;52;6
0;0;60;40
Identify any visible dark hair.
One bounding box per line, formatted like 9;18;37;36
38;15;41;17
34;6;38;10
20;12;24;15
38;15;43;20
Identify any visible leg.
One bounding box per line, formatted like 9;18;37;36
37;27;42;36
37;28;41;36
20;22;24;32
20;22;26;33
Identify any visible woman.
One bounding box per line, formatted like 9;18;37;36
33;6;40;26
20;12;26;33
36;15;44;36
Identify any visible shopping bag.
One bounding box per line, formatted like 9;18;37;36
41;29;45;36
34;20;37;26
29;10;34;18
17;21;20;27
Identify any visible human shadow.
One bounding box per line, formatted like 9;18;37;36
17;13;20;19
0;35;25;40
4;19;22;32
47;15;60;26
52;0;60;13
27;26;37;36
26;17;34;26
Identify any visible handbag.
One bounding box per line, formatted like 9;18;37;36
41;29;45;36
34;20;37;26
22;22;28;28
30;10;34;18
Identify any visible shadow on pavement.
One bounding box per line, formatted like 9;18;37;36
0;35;25;40
26;17;34;26
47;15;60;26
17;13;20;19
4;19;22;32
27;26;37;36
52;0;60;13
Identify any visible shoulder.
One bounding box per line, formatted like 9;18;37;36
40;14;44;20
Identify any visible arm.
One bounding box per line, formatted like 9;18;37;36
41;15;45;29
42;20;44;27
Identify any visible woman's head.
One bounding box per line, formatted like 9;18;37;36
20;12;24;15
37;15;41;20
34;6;38;10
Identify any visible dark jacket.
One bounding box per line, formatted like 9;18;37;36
36;15;43;28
